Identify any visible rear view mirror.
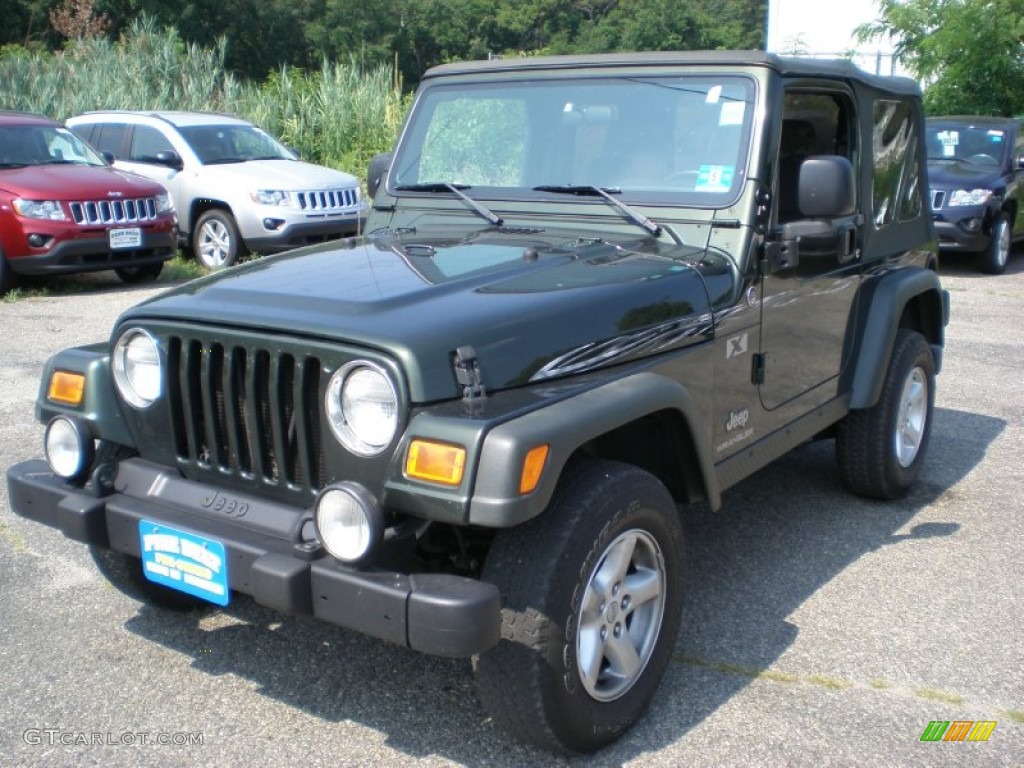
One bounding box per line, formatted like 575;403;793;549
367;152;392;199
799;155;855;218
155;150;183;171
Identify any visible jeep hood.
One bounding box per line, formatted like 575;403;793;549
926;159;1006;189
0;164;166;199
197;159;358;189
121;231;735;402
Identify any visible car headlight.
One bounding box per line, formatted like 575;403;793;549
251;189;292;206
112;329;162;408
948;189;993;206
325;362;399;456
155;193;173;214
44;416;95;481
12;199;66;221
315;483;384;563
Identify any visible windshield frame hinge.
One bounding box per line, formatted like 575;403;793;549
454;345;487;404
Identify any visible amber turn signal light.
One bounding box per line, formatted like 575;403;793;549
519;444;549;495
405;439;466;486
47;370;85;406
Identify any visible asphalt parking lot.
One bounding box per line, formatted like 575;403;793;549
0;253;1021;767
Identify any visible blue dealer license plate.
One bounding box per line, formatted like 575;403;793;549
138;521;229;606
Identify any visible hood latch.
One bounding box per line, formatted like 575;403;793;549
454;345;487;404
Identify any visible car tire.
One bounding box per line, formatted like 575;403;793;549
0;249;17;296
115;262;164;284
836;329;935;500
978;213;1011;275
473;459;685;754
193;209;246;270
90;546;209;611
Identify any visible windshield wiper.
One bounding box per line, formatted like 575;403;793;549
533;184;665;239
394;182;503;226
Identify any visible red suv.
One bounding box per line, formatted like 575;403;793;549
0;111;177;294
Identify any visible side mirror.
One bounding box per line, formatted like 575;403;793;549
1016;154;1024;171
155;150;183;171
798;155;856;218
100;150;115;165
367;152;391;199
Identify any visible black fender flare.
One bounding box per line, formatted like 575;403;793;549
468;371;719;527
844;267;949;410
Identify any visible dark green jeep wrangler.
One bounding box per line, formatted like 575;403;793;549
8;52;948;753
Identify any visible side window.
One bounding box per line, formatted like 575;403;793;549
872;99;922;227
778;92;852;223
92;123;128;156
129;125;174;163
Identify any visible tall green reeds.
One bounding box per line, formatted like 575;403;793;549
0;16;408;179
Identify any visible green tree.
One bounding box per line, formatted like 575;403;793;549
858;0;1024;115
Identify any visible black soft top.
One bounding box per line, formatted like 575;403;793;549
423;50;921;97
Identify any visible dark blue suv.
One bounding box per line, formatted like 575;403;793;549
926;116;1024;274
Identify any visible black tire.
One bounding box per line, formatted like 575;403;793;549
90;546;208;611
836;329;935;499
192;209;246;269
0;250;17;296
978;213;1011;275
473;459;685;754
115;262;164;284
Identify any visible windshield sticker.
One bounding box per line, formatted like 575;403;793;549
988;130;1004;142
705;85;722;104
937;130;959;158
695;165;734;192
720;101;745;126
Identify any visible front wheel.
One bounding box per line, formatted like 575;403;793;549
837;329;936;499
473;460;685;754
978;213;1011;275
192;209;246;269
115;262;164;284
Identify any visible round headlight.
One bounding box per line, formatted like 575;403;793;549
112;329;161;408
325;362;399;456
315;483;383;563
44;416;95;480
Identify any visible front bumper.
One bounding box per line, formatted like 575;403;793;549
7;229;176;276
931;207;993;253
241;209;366;253
7;458;500;658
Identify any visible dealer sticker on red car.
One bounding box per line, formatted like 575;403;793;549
109;227;142;249
138;520;229;605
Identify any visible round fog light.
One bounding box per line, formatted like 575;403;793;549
44;416;95;481
315;483;383;563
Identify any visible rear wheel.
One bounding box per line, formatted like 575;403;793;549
90;547;208;611
978;213;1011;275
473;460;685;754
193;209;246;269
837;329;935;499
0;250;17;296
115;262;164;284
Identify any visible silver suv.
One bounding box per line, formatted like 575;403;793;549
68;111;364;268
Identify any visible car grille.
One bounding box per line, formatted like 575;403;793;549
296;188;359;212
166;336;325;494
69;197;160;225
930;189;945;211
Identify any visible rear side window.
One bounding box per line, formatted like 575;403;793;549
872;99;922;227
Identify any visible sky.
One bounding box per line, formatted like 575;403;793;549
765;0;904;76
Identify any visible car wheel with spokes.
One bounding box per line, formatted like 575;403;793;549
473;459;685;754
193;209;246;269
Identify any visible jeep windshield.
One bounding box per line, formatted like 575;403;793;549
389;74;755;208
177;124;295;165
0;125;107;168
925;119;1010;167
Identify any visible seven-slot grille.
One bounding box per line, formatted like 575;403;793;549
296;188;359;212
930;189;945;211
166;336;325;493
69;197;159;225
